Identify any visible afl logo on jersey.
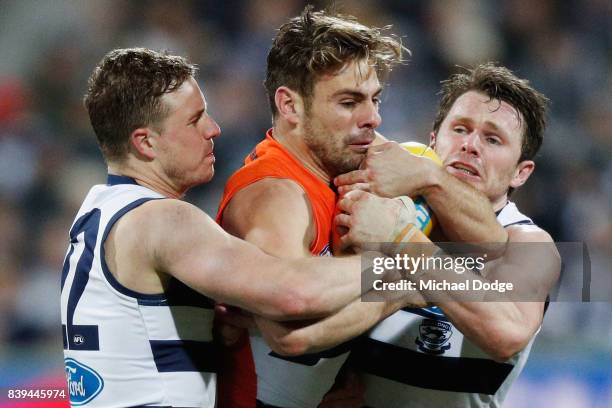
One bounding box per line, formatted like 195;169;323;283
415;319;453;355
65;358;104;406
73;334;85;345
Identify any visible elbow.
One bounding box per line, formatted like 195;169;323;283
268;334;309;357
485;328;533;362
269;286;319;320
272;274;330;319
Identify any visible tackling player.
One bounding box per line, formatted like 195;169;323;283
60;48;404;408
332;63;561;407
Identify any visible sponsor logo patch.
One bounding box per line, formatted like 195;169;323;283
65;358;104;405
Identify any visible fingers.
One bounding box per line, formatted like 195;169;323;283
339;233;361;253
337;190;368;213
337;183;370;196
334;169;368;187
215;304;256;329
334;213;351;229
367;140;397;154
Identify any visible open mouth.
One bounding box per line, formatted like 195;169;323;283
449;162;480;178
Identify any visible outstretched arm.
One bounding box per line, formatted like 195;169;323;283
113;198;367;320
334;141;507;243
338;191;561;361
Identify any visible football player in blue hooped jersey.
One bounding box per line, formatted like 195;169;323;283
330;63;562;407
60;48;414;408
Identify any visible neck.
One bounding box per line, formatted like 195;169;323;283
272;123;331;184
108;161;185;199
491;194;509;213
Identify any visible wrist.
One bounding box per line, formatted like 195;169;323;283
419;164;444;198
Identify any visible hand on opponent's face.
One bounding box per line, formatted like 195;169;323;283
334;141;440;198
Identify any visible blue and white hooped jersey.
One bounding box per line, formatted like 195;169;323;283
353;201;536;408
60;175;218;407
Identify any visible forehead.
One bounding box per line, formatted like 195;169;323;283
313;59;380;95
446;90;524;137
161;77;204;114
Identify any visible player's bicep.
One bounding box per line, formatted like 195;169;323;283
221;178;313;258
149;200;298;317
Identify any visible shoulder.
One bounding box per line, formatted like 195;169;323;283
226;178;311;222
115;199;218;247
222;177;315;255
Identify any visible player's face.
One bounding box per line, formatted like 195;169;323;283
432;91;534;209
156;77;220;189
302;59;382;177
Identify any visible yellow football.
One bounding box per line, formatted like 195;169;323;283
399;142;442;236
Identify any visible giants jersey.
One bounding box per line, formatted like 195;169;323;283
61;175;217;407
217;130;346;408
353;201;536;408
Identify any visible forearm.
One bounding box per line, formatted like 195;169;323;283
386;242;548;360
287;255;365;318
436;300;541;361
257;294;417;356
422;170;507;243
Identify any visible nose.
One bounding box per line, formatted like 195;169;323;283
358;100;382;129
461;131;481;157
203;115;221;140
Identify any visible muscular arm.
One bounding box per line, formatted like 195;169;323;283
353;223;558;362
109;198;365;321
336;190;560;362
421;167;507;243
335;141;507;243
255;291;425;356
250;191;428;355
221;178;314;258
412;225;560;361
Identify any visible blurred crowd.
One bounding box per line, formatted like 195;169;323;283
0;0;610;357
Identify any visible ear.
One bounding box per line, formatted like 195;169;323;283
129;127;157;160
510;160;535;189
275;86;303;125
429;131;437;149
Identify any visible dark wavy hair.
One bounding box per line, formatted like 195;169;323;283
433;62;549;163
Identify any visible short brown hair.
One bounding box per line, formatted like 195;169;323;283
433;63;549;162
84;48;197;162
265;6;405;118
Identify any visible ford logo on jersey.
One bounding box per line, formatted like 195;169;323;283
65;358;104;405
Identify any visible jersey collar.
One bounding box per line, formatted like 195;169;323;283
107;174;139;186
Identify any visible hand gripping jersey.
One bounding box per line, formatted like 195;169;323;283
61;175;218;408
352;201;537;408
216;130;347;408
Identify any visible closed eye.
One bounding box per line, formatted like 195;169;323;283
188;109;205;126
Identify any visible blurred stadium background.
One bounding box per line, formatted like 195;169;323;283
0;1;610;406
